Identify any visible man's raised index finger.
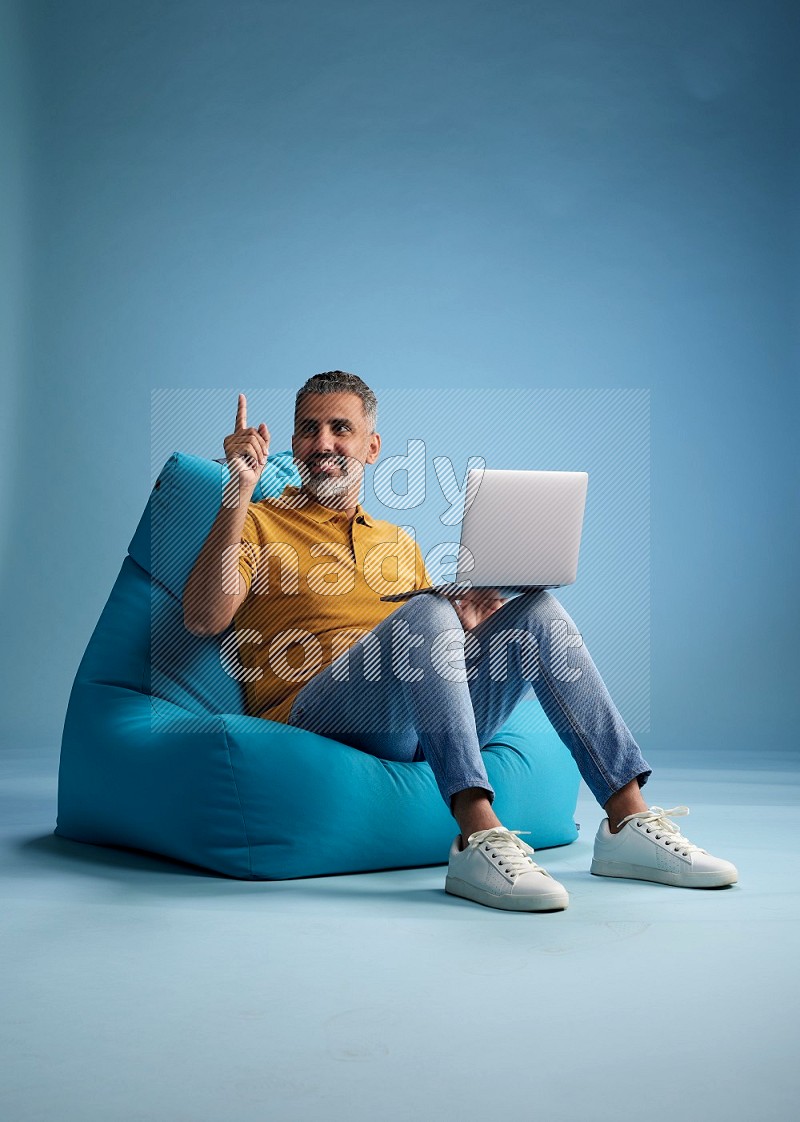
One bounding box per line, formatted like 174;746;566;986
235;393;247;431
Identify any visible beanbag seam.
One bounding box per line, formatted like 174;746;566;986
218;718;254;878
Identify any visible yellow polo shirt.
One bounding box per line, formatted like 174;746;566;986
233;484;431;724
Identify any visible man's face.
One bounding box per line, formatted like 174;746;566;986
292;392;381;507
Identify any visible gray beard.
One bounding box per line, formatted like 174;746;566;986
307;474;350;503
303;462;364;507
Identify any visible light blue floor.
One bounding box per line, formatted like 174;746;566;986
2;745;799;1122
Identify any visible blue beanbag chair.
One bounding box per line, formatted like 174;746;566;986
54;451;581;879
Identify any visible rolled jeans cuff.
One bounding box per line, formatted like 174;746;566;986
447;781;496;813
597;765;652;809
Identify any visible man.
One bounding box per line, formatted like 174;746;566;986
183;370;738;911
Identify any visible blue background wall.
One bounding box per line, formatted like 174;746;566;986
2;0;797;767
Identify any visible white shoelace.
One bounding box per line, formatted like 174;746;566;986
616;805;703;857
467;827;545;878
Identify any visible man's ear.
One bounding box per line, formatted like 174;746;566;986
366;431;381;465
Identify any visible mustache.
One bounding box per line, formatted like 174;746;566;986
306;455;349;471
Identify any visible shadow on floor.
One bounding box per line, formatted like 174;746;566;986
14;832;466;906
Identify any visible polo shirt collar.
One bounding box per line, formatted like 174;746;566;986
281;485;374;527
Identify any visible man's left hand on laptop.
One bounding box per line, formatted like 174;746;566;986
452;588;506;630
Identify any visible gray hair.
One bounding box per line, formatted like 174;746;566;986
294;370;378;433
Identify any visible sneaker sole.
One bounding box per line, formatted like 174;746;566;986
445;874;569;912
590;858;738;888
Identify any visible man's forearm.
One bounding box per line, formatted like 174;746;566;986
182;482;252;636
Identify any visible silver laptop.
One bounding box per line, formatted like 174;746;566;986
380;468;589;601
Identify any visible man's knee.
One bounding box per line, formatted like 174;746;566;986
505;589;565;633
394;591;461;633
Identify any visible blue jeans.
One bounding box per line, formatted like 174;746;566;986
286;590;651;812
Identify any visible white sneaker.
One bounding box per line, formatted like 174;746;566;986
445;826;569;911
591;805;738;888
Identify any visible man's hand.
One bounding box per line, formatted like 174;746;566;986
222;393;270;496
452;588;507;630
184;393;269;635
